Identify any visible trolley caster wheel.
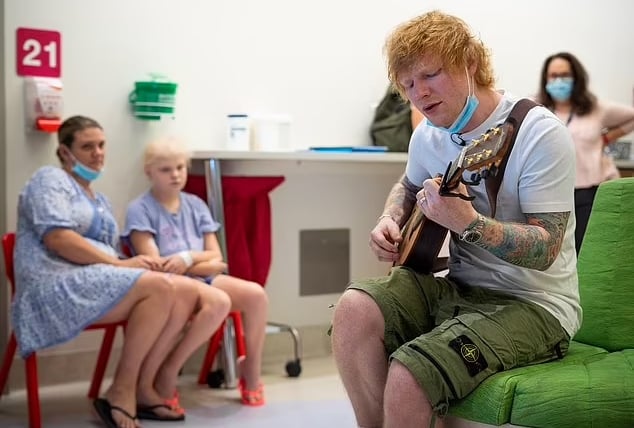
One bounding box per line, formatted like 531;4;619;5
285;359;302;377
206;369;225;388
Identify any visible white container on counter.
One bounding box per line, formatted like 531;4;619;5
226;114;251;151
251;114;292;151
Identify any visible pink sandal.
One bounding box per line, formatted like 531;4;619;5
238;378;265;406
165;391;185;415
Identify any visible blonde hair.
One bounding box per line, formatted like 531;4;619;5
385;10;495;97
143;137;192;168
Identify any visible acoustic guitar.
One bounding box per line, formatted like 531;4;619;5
395;124;510;274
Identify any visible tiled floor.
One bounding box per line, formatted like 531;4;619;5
0;356;356;427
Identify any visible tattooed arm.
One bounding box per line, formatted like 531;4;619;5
380;173;420;227
474;212;570;271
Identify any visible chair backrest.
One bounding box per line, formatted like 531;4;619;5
2;232;16;297
573;177;634;351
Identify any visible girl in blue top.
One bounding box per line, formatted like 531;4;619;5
123;138;269;406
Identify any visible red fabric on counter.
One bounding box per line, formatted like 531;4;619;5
184;175;285;286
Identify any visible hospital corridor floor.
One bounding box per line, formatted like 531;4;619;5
0;356;356;428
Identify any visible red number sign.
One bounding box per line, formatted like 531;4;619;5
16;28;62;77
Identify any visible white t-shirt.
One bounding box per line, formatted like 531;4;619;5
406;91;581;337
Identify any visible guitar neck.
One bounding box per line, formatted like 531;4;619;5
397;124;509;274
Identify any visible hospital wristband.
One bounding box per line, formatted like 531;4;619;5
178;251;194;268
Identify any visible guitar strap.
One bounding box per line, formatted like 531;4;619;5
485;98;539;218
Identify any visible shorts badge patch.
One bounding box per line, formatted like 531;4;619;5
448;334;488;377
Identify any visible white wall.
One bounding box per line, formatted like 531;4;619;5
3;0;634;355
5;0;634;226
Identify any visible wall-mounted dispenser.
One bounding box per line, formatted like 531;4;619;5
24;76;63;133
129;74;178;120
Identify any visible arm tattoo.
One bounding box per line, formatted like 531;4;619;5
477;212;569;271
382;173;420;227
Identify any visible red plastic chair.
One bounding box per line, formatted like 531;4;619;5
0;232;126;428
196;311;246;385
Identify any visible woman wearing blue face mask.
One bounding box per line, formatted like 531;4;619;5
12;116;231;427
536;52;634;254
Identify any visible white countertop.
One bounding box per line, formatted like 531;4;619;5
615;159;634;168
192;149;634;168
192;150;408;163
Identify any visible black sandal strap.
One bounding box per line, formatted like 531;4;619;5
110;404;138;421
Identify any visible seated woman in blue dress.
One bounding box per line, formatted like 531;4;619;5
11;116;231;428
122;137;269;406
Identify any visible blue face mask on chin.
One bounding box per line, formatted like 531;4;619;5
70;157;102;181
426;68;479;134
546;78;574;102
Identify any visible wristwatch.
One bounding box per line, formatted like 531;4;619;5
459;214;485;244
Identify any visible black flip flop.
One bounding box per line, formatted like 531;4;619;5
93;398;137;428
137;403;186;421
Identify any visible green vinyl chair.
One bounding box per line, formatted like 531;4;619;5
447;177;634;428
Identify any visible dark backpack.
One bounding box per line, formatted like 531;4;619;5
370;85;412;152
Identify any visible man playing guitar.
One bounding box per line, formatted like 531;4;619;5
331;10;580;428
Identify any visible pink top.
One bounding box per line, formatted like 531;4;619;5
557;101;634;188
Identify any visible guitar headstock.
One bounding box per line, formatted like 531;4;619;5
460;125;508;172
441;124;509;192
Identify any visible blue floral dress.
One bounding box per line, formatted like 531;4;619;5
11;166;145;357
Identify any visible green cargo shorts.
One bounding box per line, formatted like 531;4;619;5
347;266;569;409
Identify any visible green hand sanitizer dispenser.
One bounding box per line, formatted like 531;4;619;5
129;73;178;120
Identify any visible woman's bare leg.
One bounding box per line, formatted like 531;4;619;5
94;271;175;428
212;275;268;390
134;275;204;415
151;279;231;400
